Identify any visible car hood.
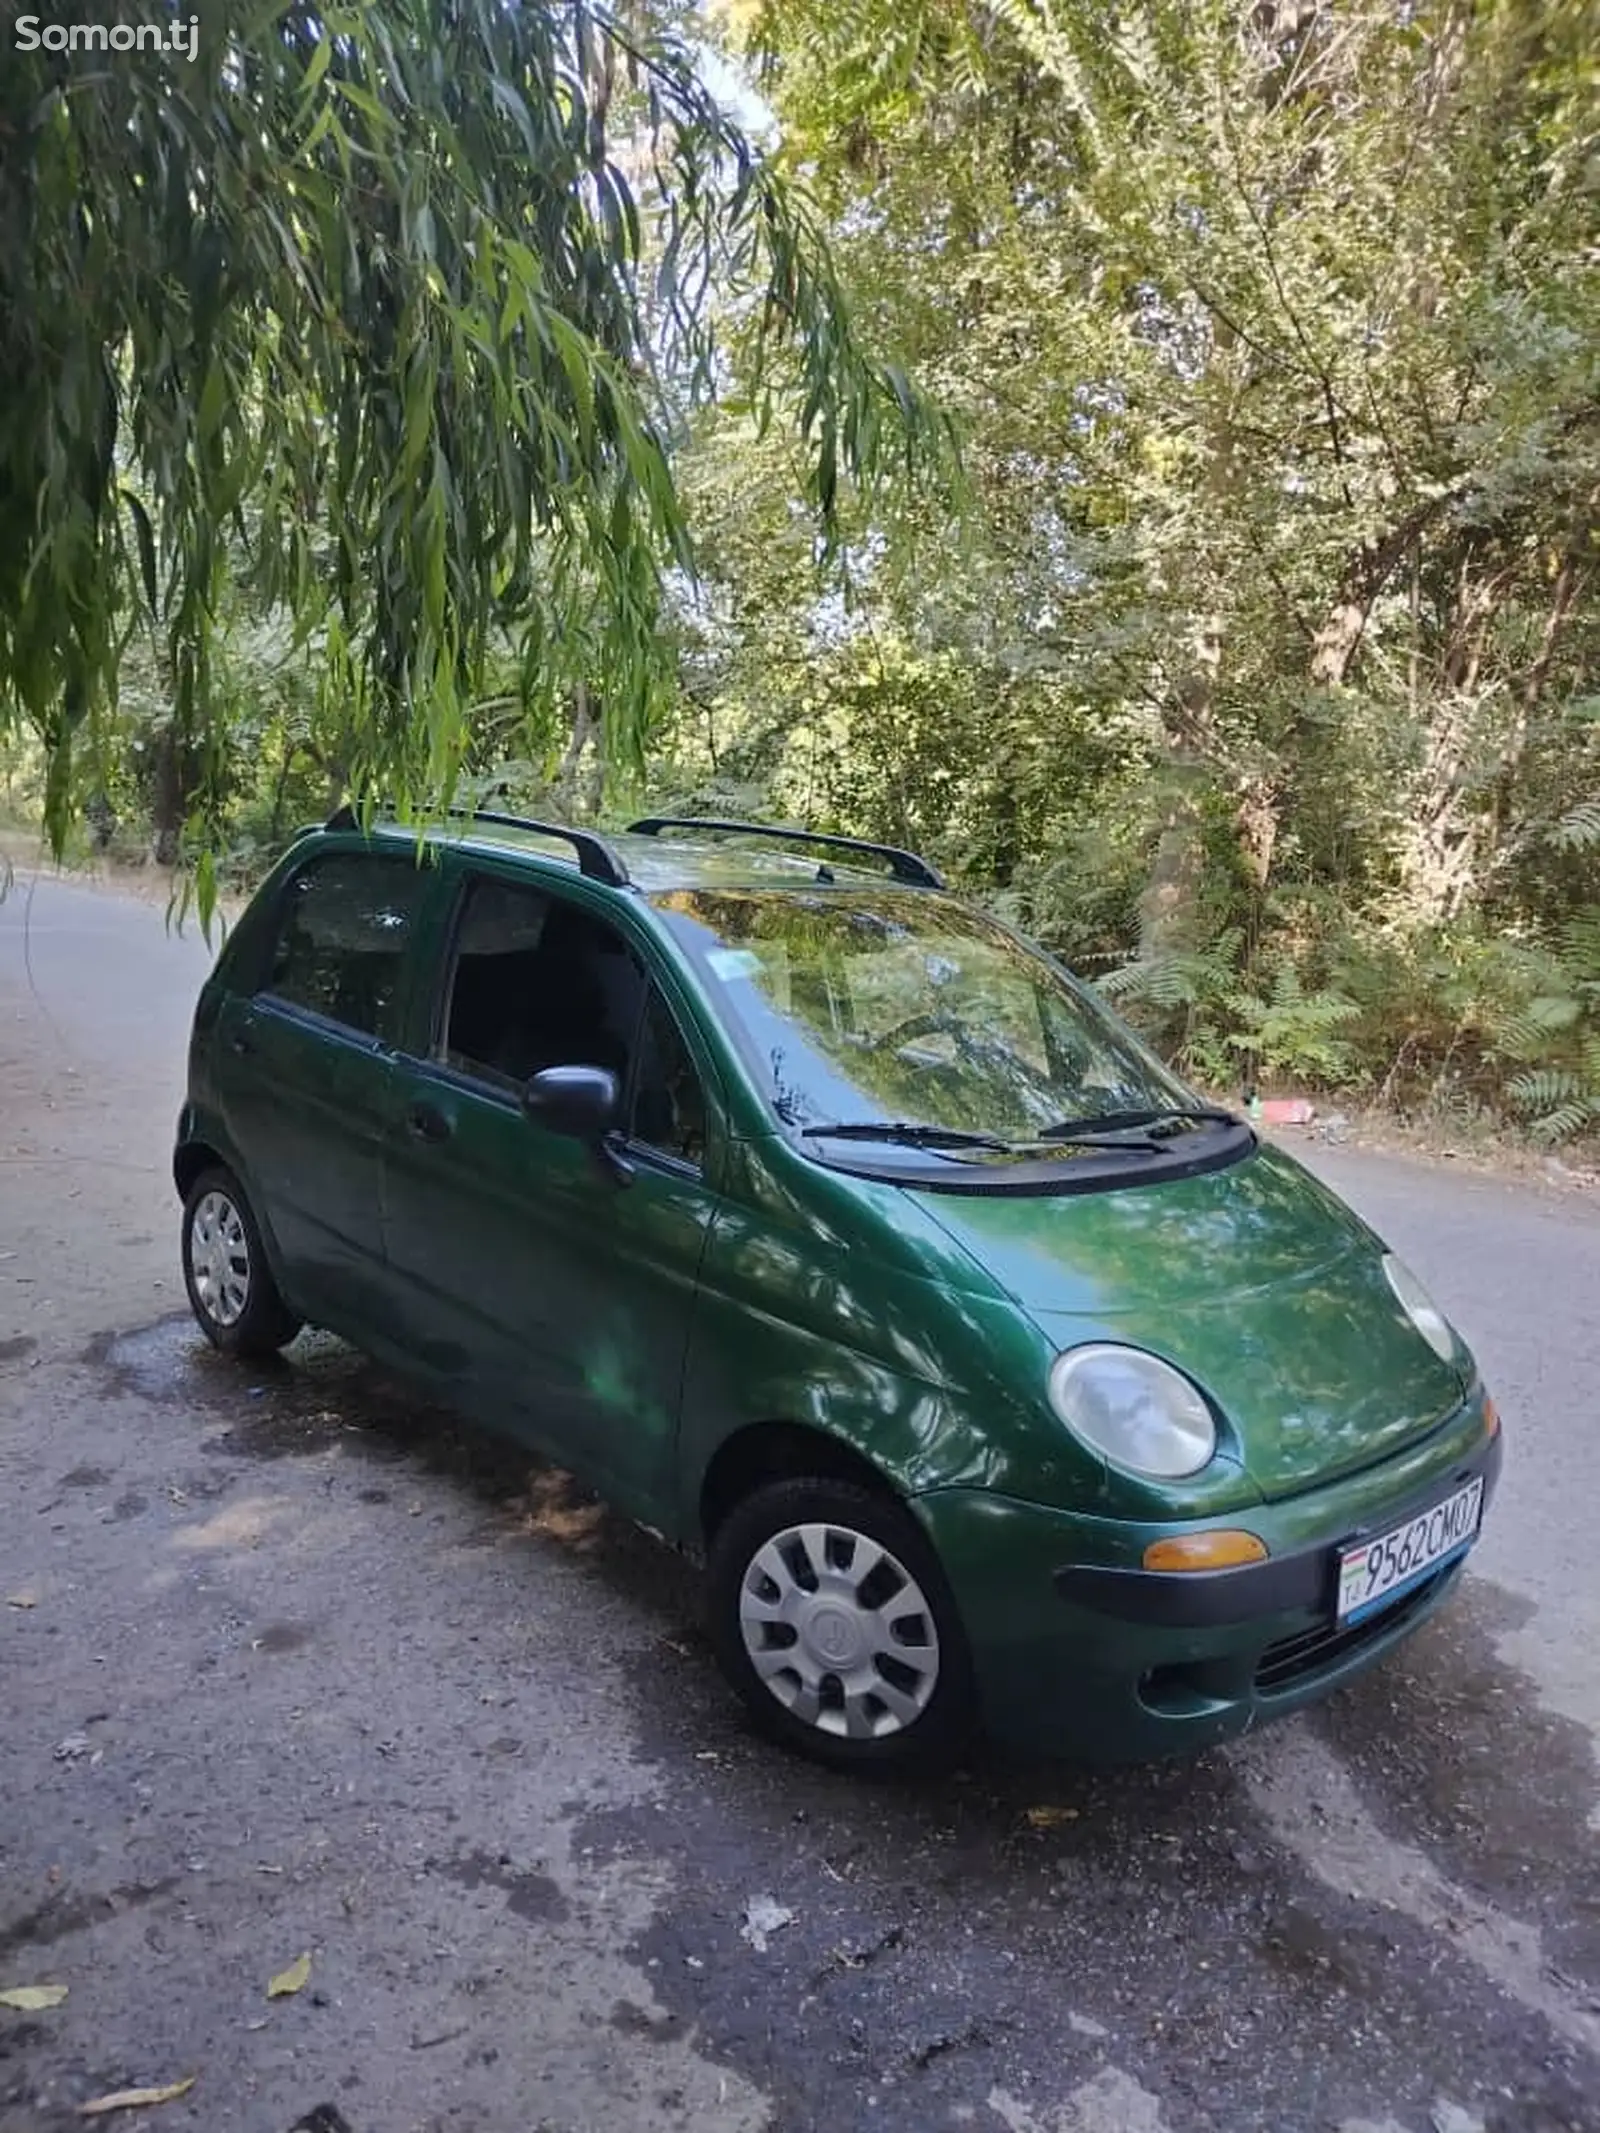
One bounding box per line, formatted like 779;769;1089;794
913;1144;1468;1501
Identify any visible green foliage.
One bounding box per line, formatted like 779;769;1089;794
1097;933;1244;1088
1507;1051;1600;1144
0;0;952;922
1549;800;1600;853
1225;967;1362;1085
1489;912;1600;1142
660;0;1600;1146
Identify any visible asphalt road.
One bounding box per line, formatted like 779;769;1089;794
2;869;1597;2133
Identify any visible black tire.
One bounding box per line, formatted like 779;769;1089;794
706;1477;977;1774
180;1164;302;1360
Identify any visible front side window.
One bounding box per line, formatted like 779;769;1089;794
263;853;429;1042
439;876;709;1168
441;879;642;1089
654;887;1192;1143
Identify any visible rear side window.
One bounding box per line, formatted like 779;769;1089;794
262;852;430;1042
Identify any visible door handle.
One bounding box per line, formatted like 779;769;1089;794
406;1101;452;1144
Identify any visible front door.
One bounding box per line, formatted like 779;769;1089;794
215;848;432;1331
380;868;719;1524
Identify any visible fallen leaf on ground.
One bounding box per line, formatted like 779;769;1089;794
740;1894;795;1952
1024;1806;1081;1829
78;2076;195;2115
267;1953;312;1998
1;1984;68;2010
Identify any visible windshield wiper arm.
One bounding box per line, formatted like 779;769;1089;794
798;1120;1017;1151
798;1107;1241;1156
1038;1105;1239;1144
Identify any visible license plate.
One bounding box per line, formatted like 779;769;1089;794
1336;1477;1484;1624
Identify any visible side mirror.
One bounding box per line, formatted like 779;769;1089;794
521;1064;620;1142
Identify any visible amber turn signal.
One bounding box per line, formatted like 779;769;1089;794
1483;1395;1500;1437
1143;1530;1269;1573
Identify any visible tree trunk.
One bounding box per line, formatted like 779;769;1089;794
990;777;1022;889
147;724;190;867
1491;535;1589;848
1397;693;1480;923
1233;776;1280;891
553;681;601;814
1139;626;1220;960
1311;490;1466;688
1138;774;1207;960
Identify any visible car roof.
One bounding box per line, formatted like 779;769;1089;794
334;817;928;898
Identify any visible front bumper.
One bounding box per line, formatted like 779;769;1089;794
913;1388;1502;1763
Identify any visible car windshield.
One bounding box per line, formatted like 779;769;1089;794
653;887;1196;1143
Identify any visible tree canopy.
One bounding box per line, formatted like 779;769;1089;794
652;0;1598;1133
0;0;947;903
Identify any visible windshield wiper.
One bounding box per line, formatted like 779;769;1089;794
798;1106;1241;1157
1038;1105;1239;1144
798;1120;1017;1151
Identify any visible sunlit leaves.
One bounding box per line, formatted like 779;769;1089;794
677;0;1600;1132
0;0;951;914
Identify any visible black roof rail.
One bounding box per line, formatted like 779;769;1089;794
322;802;630;888
626;816;944;889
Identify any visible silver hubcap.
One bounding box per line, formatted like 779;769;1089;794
739;1522;941;1740
189;1190;251;1327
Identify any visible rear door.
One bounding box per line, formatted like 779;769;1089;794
379;861;722;1524
214;846;434;1333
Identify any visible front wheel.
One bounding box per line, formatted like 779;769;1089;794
180;1165;301;1360
706;1478;976;1774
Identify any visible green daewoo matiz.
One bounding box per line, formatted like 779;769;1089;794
175;810;1501;1771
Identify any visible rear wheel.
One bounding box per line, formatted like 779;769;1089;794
180;1165;301;1360
706;1478;976;1773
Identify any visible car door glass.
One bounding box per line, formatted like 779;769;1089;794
630;986;707;1168
441;877;646;1094
263;853;429;1042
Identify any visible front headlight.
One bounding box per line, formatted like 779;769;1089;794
1382;1254;1457;1362
1047;1344;1217;1479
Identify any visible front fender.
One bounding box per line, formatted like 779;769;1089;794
672;1164;1081;1534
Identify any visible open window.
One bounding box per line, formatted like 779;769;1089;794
439;875;708;1167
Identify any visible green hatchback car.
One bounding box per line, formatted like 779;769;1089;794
175;809;1501;1771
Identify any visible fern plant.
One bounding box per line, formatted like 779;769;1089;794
1101;936;1366;1090
1098;931;1244;1087
1549;797;1600;853
1493;908;1600;1144
1225;964;1362;1083
1508;1046;1600;1143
